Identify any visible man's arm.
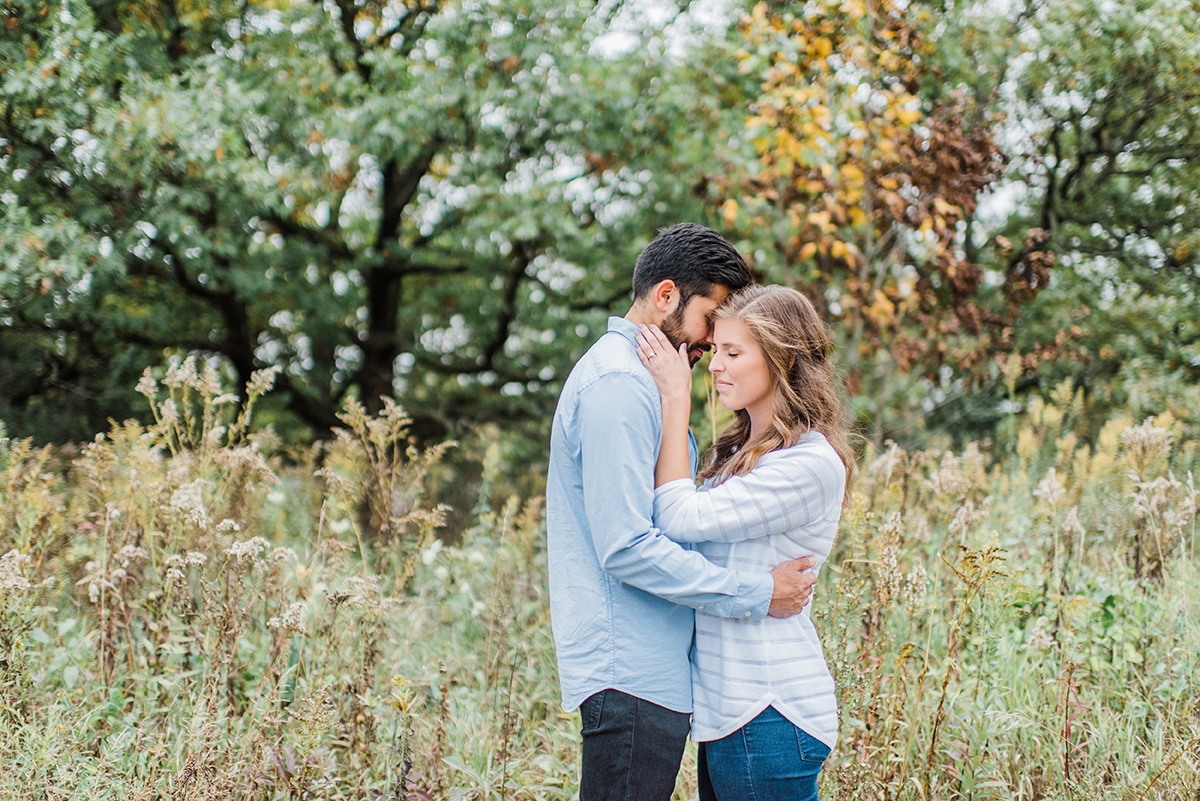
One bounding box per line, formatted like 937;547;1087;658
577;373;813;619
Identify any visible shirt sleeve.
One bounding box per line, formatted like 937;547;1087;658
578;372;773;620
652;441;845;546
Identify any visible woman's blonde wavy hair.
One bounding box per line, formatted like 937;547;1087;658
698;285;855;500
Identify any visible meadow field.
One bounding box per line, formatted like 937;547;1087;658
1;361;1198;800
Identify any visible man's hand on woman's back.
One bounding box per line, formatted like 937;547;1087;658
767;557;818;618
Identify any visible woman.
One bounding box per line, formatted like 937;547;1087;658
634;284;853;801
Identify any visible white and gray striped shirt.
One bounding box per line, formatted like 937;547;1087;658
652;431;844;747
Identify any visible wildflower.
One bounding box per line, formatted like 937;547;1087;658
216;518;241;533
924;452;970;502
164;355;198;389
198;363;221;395
165;554;185;569
867;441;904;487
185;551;208;567
206;426;227;444
344;575;380;609
960;442;986;486
1120;418;1172;468
1063;507;1086;540
0;550;33;594
214;445;276;483
213;393;239;405
1025;616;1054;651
87;577;117;604
159;398;179;425
169;480;208;529
268;547;296;563
110;567;128;582
136;368;158;398
166;567;186;582
267;601;308;635
389;676;415;714
875;513;903;604
1034;468;1066;509
1130;476;1179;521
116;544;149;568
903;562;928;618
226;537;270;565
949;497;992;543
247;365;282;397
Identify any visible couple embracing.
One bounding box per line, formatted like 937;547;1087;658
547;223;854;801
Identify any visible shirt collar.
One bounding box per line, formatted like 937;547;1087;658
607;316;639;345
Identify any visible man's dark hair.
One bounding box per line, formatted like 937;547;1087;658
632;223;752;303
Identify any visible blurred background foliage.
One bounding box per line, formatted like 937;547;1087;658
4;0;1200;460
4;1;1200;797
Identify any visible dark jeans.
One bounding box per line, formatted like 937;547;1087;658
697;706;830;801
579;689;691;801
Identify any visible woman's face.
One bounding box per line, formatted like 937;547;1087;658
709;318;774;421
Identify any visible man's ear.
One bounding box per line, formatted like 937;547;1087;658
652;279;678;313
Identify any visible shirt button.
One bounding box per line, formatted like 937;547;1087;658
744;611;752;617
698;605;705;610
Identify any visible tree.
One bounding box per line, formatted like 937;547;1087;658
1;0;728;443
706;0;1033;445
908;0;1200;442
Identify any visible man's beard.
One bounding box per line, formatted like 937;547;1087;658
659;303;709;367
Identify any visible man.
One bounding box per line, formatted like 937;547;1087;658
547;223;819;800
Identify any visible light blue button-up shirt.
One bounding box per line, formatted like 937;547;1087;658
547;317;774;714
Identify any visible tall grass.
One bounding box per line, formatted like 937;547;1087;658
0;364;1196;800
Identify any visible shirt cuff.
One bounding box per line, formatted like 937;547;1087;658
738;572;774;620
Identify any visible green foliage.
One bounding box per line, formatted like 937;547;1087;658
914;0;1200;446
0;0;732;444
821;390;1200;799
2;365;1199;799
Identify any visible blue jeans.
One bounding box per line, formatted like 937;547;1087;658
697;706;831;801
578;689;691;801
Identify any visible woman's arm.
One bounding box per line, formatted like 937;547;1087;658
635;324;693;488
654;441;845;546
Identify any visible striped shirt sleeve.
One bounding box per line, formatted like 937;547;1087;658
652;436;845;546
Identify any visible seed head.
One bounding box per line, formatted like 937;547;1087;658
903;562;928;618
1033;468;1066;509
0;550;33;594
267;601;308;635
164;355;198;389
169;479;208;529
136;369;158;398
1025;616;1054;651
116;544;149;568
1121;418;1172;468
225;537;270;565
